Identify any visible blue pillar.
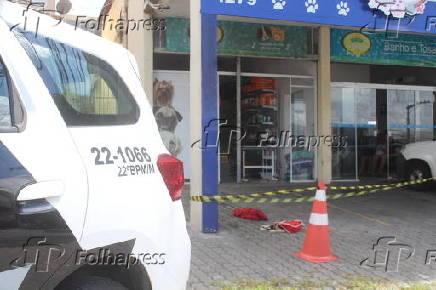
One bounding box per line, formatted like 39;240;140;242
201;14;219;233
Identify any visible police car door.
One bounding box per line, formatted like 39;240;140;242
11;24;173;251
0;17;88;288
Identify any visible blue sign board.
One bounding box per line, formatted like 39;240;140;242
331;28;436;67
202;0;436;35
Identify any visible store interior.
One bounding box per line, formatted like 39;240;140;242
154;53;436;184
219;75;317;183
217;57;317;183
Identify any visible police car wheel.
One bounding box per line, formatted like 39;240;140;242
407;161;432;191
58;276;127;290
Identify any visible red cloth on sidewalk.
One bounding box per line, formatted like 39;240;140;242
232;208;268;221
275;220;303;233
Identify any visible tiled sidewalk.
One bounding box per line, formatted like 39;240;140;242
184;183;436;289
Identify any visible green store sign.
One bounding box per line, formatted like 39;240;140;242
164;18;309;58
331;29;436;67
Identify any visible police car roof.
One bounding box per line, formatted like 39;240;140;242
0;0;134;66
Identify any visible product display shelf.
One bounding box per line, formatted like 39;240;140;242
241;78;279;180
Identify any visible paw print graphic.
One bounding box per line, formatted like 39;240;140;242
337;1;350;16
305;0;319;13
272;0;286;10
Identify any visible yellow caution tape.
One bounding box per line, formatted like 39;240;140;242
190;178;435;203
215;186;318;200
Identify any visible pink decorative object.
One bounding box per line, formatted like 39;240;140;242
368;0;429;18
413;0;428;14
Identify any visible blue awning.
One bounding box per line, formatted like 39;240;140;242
202;0;436;35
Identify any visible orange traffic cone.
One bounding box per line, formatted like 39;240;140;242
294;181;337;263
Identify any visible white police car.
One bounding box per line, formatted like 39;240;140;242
398;140;436;191
0;1;190;289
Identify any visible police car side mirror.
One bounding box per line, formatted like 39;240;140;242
16;181;65;215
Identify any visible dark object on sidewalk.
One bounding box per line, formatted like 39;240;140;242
232;208;268;221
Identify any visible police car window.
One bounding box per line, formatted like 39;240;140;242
14;30;139;126
0;60;12;128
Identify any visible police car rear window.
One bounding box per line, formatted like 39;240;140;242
14;30;139;126
0;60;12;128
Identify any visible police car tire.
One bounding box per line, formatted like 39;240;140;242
59;276;127;290
407;161;432;191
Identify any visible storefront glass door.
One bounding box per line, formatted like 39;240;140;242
388;90;435;144
332;87;357;180
219;75;238;183
356;88;380;178
290;78;316;182
387;89;435;178
332;83;436;181
218;73;316;183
